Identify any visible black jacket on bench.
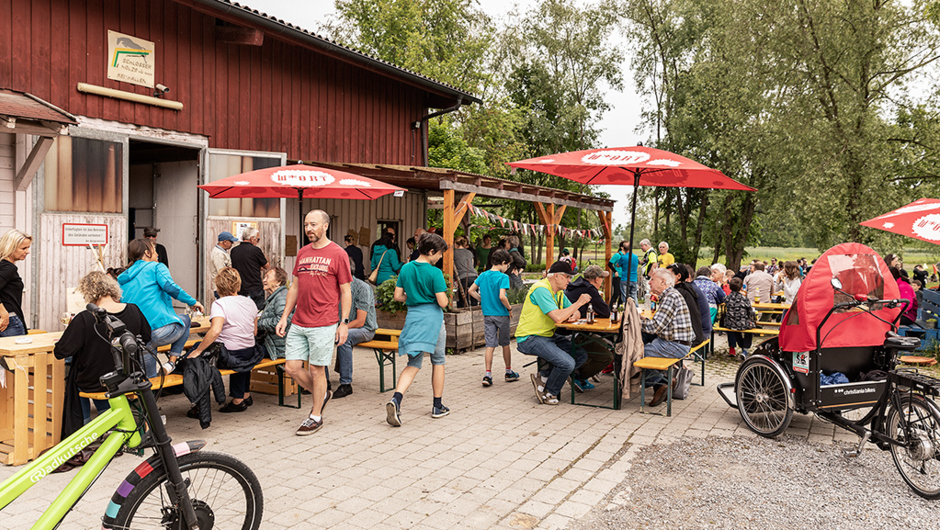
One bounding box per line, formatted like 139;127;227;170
183;355;226;429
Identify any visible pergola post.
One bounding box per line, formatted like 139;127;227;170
442;189;476;288
536;203;566;271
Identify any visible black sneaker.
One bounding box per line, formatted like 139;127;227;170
386;398;402;427
482;375;493;387
333;384;353;399
219;400;248;413
243;396;253;407
431;405;450;418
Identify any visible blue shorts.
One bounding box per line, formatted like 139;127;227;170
406;322;446;369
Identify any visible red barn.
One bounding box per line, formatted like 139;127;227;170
0;0;481;329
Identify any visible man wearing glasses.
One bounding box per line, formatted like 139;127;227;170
515;261;592;405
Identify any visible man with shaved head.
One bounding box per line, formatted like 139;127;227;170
278;209;352;435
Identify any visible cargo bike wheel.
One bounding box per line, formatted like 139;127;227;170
887;395;940;500
736;356;793;438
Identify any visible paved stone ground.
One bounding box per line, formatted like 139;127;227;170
1;334;855;529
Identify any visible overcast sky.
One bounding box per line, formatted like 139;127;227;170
243;0;644;220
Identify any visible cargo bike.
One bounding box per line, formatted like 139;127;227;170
718;243;940;499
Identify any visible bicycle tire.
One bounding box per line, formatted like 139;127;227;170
887;394;940;500
103;451;263;529
736;356;793;438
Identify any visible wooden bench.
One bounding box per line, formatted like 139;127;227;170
709;326;779;357
898;289;940;351
80;357;301;409
634;339;710;417
356;328;401;392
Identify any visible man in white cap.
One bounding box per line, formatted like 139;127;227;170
211;231;239;299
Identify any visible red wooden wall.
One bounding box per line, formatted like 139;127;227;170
0;0;432;165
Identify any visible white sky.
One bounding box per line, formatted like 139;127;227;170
242;0;644;221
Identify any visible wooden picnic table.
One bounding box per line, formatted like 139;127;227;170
556;318;623;409
0;315;209;465
753;302;791;311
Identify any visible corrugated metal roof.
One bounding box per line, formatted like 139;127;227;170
198;0;483;105
0;89;77;124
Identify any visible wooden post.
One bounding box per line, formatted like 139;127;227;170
536;203;566;271
442;190;476;289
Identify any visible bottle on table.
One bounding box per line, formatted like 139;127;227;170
755;287;761;303
586;303;595;324
611;305;619;324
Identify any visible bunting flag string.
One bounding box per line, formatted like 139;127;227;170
462;204;607;240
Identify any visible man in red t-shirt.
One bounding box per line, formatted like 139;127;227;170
277;210;352;435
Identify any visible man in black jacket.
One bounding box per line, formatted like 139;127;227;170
564;265;611;391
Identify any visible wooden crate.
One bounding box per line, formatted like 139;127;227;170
0;352;65;466
249;364;298;396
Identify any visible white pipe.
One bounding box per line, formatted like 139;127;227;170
76;83;184;110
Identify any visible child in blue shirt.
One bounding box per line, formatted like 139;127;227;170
386;233;450;426
469;249;520;387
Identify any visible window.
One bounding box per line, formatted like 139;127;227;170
206;152;280;218
44;136;123;213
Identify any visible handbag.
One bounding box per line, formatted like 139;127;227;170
673;365;694;400
368;250;389;285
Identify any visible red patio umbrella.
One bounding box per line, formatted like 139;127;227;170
860;198;940;245
508;146;755;252
198;164;405;241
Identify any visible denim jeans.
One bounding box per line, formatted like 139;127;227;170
517;334;587;396
0;314;26;337
627;281;638;304
145;315;191;378
80;397;111;424
642;337;691;387
333;327;375;385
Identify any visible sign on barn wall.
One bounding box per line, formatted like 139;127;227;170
107;31;155;88
62;223;109;246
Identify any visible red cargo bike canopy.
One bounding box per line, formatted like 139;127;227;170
779;243;902;352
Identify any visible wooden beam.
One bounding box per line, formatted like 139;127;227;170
452;192;476;227
545;203;556;268
534;203;551;226
439;180;612;212
14;136;55;191
600;211;613;300
553;205;567;224
442;189;456;296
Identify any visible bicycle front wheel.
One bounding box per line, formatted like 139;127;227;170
104;451;263;529
887;395;940;500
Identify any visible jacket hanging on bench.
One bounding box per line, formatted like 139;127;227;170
183;350;226;429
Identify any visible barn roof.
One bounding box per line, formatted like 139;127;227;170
193;0;483;107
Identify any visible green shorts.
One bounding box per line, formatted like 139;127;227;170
284;323;337;366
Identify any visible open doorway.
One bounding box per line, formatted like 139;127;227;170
128;140;201;307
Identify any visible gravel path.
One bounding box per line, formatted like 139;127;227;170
574;435;937;530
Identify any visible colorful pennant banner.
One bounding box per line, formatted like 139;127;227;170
465;204;607;240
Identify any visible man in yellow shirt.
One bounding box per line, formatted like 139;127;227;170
657;241;675;269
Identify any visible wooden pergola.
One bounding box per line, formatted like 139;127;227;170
313;162;617;297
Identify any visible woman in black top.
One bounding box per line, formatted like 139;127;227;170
54;271;151;436
0;229;32;337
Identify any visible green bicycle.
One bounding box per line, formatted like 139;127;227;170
0;304;264;529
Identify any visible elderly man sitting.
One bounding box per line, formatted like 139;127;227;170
641;268;695;407
516;261;592;405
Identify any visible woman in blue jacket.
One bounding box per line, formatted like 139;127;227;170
118;239;204;377
370;231;403;284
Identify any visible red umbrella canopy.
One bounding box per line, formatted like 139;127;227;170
860;198;940;245
198;164;405;200
507;146;755;190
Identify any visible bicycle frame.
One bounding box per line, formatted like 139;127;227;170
0;392;141;529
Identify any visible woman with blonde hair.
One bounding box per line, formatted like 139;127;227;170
0;229;32;337
118;238;204;377
54;271;151;436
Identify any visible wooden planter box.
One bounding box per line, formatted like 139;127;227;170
377;303;524;352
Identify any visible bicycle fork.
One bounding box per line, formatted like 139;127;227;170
139;389;201;529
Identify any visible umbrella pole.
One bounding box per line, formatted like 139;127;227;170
628;171;640;255
298;188;305;247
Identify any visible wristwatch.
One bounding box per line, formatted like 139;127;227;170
342;318;350;324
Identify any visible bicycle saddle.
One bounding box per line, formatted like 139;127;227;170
883;332;920;351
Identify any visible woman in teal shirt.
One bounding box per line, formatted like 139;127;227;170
385;233;450;427
370;232;402;284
